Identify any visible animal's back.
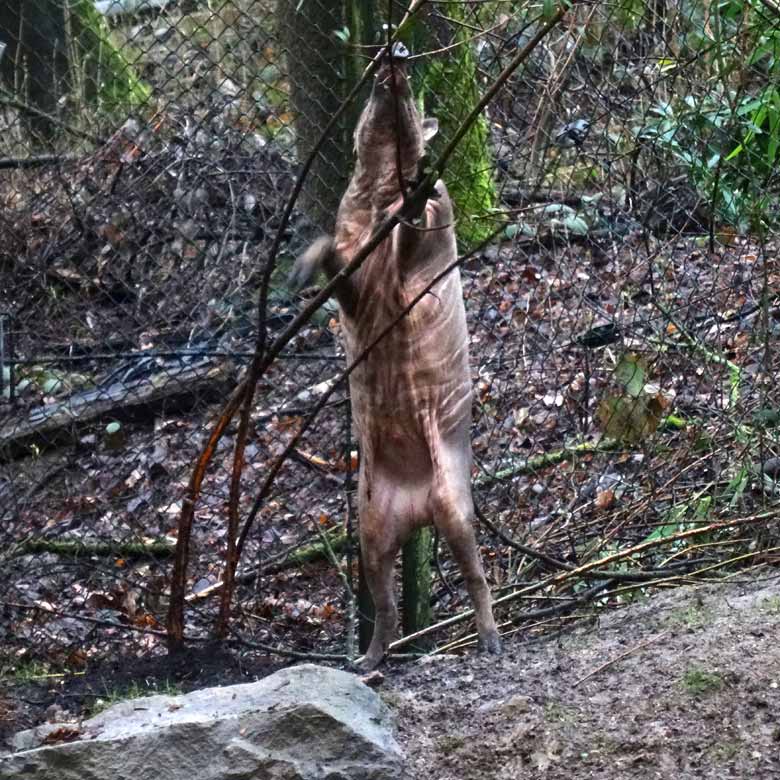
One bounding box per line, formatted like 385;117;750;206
341;233;473;457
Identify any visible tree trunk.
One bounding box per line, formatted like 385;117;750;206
401;528;433;652
411;5;497;245
357;547;375;654
277;0;352;233
0;0;148;143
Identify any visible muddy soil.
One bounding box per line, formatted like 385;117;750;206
387;576;780;780
3;576;778;778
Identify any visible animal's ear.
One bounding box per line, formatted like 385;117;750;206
422;117;439;142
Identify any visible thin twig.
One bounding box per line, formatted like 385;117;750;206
235;225;508;560
229;633;347;662
474;503;711;583
0;154;81;169
388;509;778;650
574;632;669;687
171;2;429;647
653;299;742;408
435;613;584;654
228;8;571;564
0;93;103;145
390;577;613;652
317;523;357;664
3;601;172;640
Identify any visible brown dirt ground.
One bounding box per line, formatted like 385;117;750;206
386;575;780;780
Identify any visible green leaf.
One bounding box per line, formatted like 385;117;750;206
752;407;780;428
104;420;125;451
694;495;712;519
40;374;65;395
642;503;688;542
504;222;535;239
613;353;646;398
737;98;763;116
724;466;749;507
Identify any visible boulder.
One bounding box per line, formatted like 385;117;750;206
1;664;405;780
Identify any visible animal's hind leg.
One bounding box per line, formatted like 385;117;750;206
358;514;401;670
431;449;501;654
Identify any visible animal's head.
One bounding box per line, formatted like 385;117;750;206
353;43;438;177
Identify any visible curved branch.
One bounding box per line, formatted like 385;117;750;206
168;2;571;650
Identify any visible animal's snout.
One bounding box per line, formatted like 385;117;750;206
386;41;409;62
376;42;411;85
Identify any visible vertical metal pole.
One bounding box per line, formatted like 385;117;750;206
8;317;15;405
0;315;5;400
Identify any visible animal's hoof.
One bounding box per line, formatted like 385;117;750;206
354;652;384;672
287;258;313;294
287;235;333;293
478;632;502;655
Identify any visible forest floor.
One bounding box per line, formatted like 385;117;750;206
2;1;780;771
388;575;780;780
3;574;779;779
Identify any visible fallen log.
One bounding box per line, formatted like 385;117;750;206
186;526;348;602
0;361;230;461
4;537;174;560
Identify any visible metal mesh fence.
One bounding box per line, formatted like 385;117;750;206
1;0;779;727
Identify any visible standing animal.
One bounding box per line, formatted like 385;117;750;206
289;44;500;669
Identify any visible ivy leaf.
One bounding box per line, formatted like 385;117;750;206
504;222;535;239
541;203;577;218
561;215;589;235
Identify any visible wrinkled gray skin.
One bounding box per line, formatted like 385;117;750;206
290;50;500;670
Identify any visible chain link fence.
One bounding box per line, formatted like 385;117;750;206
1;0;779;731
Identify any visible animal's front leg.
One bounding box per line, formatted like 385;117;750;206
288;235;359;315
396;179;456;274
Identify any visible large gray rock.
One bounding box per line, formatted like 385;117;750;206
1;664;405;780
